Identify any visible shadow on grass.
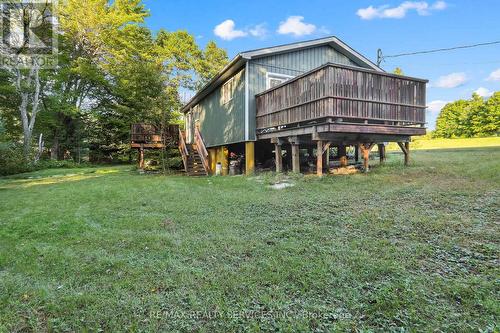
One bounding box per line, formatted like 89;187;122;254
0;166;133;190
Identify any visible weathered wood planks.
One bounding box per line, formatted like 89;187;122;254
256;63;427;130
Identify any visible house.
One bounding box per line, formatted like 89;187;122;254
179;36;427;176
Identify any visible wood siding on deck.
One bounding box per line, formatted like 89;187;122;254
255;64;426;130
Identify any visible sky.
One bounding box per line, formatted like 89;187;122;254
143;0;500;129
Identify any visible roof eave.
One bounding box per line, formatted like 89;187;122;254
181;54;247;113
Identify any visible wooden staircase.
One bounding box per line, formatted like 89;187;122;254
179;127;209;176
185;144;208;176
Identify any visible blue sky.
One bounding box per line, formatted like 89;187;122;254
143;0;500;129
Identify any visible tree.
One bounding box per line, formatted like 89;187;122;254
0;1;52;158
1;0;229;167
434;92;499;138
476;92;500;136
393;67;404;75
434;99;468;138
50;0;158;160
195;41;229;89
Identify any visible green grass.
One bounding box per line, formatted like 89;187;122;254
1;148;499;332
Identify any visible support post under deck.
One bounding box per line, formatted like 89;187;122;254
339;145;347;167
275;143;283;173
138;144;144;170
378;144;386;164
405;142;410;166
316;140;323;176
245;142;255;175
360;143;374;172
397;142;410;166
291;143;300;173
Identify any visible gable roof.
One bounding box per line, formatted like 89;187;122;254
181;36;383;113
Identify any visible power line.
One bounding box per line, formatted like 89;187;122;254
377;40;500;66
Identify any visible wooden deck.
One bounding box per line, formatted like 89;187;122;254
255;63;427;139
131;123;180;170
255;63;427;175
130;124;179;148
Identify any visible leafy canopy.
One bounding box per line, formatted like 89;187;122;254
434;92;499;138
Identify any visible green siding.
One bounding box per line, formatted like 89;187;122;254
247;45;365;140
194;68;246;147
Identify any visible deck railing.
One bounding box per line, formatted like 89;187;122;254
178;128;189;172
131;123;179;146
194;126;209;173
255;63;427;131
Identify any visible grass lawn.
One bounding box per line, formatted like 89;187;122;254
1;147;499;331
386;136;500;151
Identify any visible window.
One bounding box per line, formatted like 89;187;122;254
266;72;294;89
221;77;235;104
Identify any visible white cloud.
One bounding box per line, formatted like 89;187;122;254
356;1;447;20
432;0;447;10
249;24;268;38
433;72;467;88
474;87;494;98
486;68;500;81
277;16;316;36
214;20;269;40
428;100;449;113
318;26;331;35
214;19;247;40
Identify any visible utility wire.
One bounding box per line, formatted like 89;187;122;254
378;40;500;65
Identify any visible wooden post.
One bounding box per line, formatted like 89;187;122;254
275;143;283;173
405;142;410;166
325;146;330;171
316;140;323;176
217;146;229;175
222;146;229;175
338;144;347;167
245;141;255;175
360;143;374;172
138;144;144;169
208;148;217;175
378;144;386;164
362;145;369;172
291;143;300;173
397;142;410;166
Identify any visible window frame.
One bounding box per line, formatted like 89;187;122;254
266;72;295;89
221;77;235;104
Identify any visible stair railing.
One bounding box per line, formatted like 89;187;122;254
194;126;209;173
178;128;189;172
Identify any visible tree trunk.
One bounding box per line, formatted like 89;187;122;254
35;133;44;163
51;137;59;160
13;64;42;160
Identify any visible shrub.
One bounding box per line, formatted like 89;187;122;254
0;142;93;176
0;142;33;176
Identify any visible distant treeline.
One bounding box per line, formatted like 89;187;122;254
434;92;499;138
